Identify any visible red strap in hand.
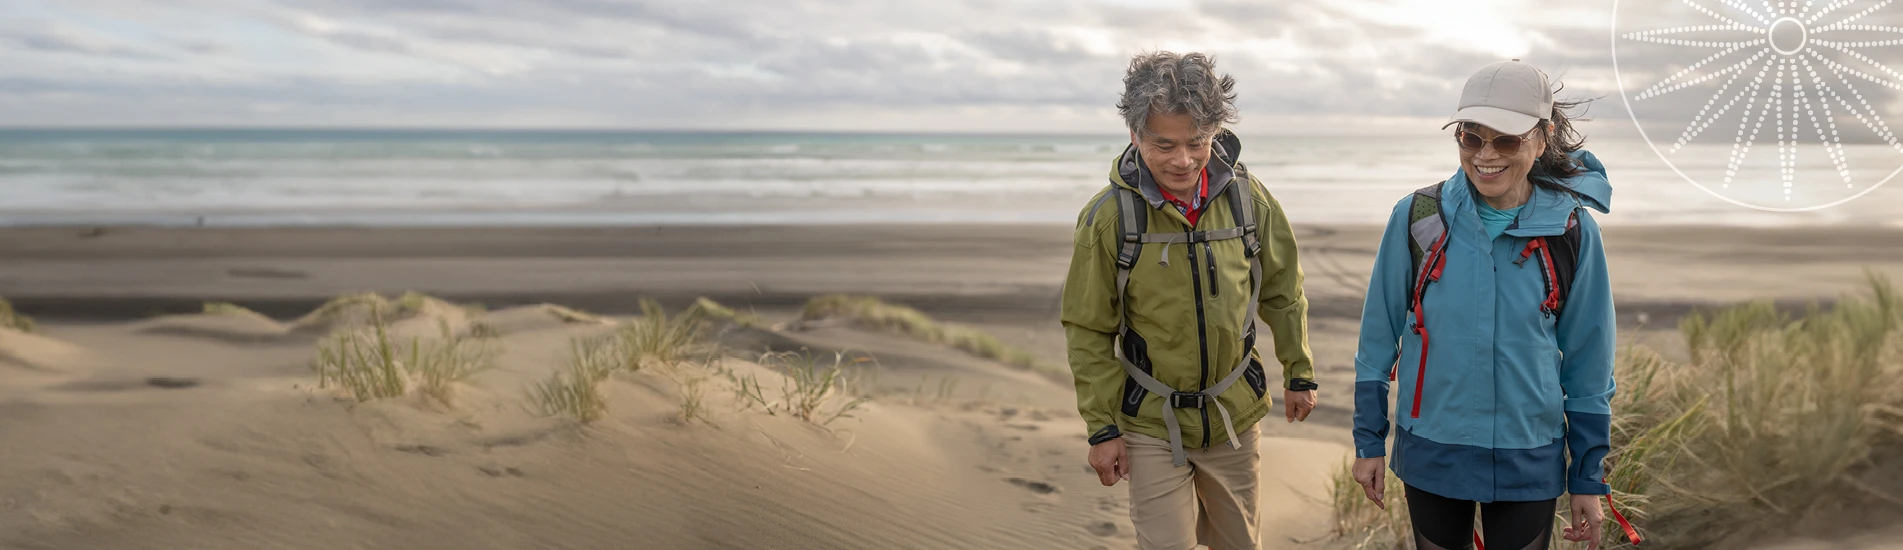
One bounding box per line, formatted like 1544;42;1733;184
1608;494;1642;545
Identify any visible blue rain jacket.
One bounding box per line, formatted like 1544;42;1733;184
1352;150;1617;503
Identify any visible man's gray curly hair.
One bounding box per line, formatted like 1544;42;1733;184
1117;51;1238;137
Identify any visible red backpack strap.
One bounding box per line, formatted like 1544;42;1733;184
1514;237;1563;317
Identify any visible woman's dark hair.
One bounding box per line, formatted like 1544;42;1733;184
1532;84;1592;181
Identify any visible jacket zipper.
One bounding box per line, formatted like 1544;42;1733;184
1184;210;1213;449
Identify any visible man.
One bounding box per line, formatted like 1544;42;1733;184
1061;51;1319;550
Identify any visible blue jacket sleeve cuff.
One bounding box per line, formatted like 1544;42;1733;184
1352;380;1391;460
1569;479;1611;495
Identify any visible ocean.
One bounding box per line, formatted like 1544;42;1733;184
0;129;1894;227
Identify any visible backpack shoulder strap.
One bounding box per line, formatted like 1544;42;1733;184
1227;162;1261;259
1406;181;1449;299
1545;208;1585;315
1114;185;1147;271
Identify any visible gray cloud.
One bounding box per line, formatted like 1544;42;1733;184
4;24;164;60
5;0;1895;134
324;30;412;54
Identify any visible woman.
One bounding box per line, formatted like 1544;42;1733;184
1348;60;1636;550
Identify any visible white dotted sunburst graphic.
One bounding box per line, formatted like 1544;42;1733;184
1614;0;1903;211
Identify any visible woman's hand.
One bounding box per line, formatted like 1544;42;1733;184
1351;457;1386;509
1563;494;1605;550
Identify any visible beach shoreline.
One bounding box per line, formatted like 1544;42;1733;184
6;222;1901;320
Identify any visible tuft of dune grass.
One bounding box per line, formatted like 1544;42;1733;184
688;297;761;327
311;308;407;401
1327;460;1411;550
1329;271;1903;549
1625;270;1903;548
527;301;716;423
798;295;1055;376
529;335;619;422
292;292;399;332
763;349;870;427
310;306;499;406
545;304;610;325
618;299;708;371
0;297;36;333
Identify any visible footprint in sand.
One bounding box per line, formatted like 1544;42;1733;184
1006;477;1059;495
145;377;199;389
478;466;526;478
393;444;449;457
1086;521;1118;537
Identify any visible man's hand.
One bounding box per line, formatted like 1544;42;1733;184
1352;457;1386;509
1563;494;1605;550
1088;438;1129;487
1284;389;1317;422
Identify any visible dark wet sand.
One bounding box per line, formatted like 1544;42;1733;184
4;223;1900;322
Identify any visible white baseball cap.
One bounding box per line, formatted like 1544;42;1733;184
1443;59;1553;135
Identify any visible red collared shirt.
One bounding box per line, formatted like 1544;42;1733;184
1155;169;1210;226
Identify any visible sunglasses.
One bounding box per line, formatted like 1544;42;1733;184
1454;127;1540;156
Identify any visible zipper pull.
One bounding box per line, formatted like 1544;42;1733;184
1204;242;1219;296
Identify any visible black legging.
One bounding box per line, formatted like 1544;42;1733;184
1405;485;1554;550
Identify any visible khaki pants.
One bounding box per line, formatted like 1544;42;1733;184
1126;424;1261;550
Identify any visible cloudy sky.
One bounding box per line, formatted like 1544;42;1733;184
2;0;1895;134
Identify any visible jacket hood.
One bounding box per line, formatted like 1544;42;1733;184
1111;129;1244;210
1446;149;1612;238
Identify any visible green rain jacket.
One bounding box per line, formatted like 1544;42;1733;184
1062;130;1316;449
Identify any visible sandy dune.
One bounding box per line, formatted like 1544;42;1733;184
0;306;1344;550
2;223;1900;549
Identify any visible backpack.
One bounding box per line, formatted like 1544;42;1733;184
1097;159;1268;467
1393;180;1584;419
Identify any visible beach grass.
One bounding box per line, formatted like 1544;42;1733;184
529;335;621;423
1327;271;1903;549
297;292;399;326
1627;270;1903;547
311;308;408;401
310;306;500;406
799;294;1055;376
529;302;719;424
689;297;761;328
677;370;710;424
411;320;501;406
545;304;610;325
617;299;708;371
465;322;502;339
1327;460;1411;550
0;297;35;333
764;349;870;427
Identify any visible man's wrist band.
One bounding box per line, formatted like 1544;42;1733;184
1088;424;1123;445
1287;378;1319;391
